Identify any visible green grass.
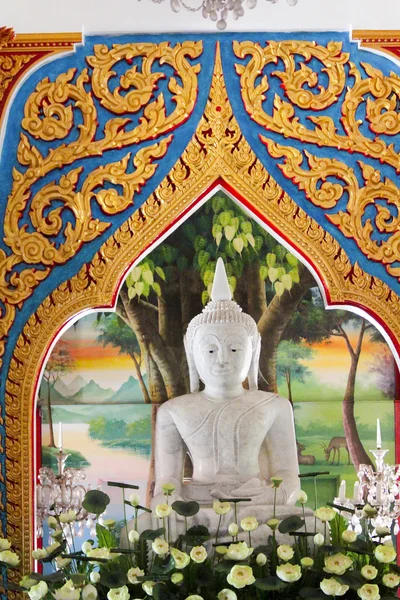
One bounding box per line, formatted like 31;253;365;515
280;378;391;403
41;446;90;469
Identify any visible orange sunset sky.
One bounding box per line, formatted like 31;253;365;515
56;313;385;391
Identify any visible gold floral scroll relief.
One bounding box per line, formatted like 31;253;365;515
0;31;83;126
0;41;203;369
5;45;400;582
233;39;400;281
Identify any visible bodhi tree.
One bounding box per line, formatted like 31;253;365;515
114;192;316;404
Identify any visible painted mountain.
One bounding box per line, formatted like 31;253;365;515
109;375;145;403
69;380;115;403
39;381;67;403
62;375;88;397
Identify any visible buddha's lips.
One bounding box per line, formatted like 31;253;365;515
211;366;234;374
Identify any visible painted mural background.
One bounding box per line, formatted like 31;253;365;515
39;191;396;532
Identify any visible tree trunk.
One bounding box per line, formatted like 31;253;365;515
246;259;267;323
342;321;373;469
46;379;56;448
129;350;151;404
257;268;315;393
285;370;293;405
119;287;182;400
146;404;158;505
180;268;203;392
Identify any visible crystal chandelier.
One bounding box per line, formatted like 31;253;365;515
333;422;400;537
167;0;298;30
36;448;101;542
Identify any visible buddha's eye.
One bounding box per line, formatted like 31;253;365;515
231;348;237;353
209;350;214;354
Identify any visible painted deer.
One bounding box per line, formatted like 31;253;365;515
321;437;350;465
297;441;316;465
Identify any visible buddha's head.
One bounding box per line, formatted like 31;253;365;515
185;258;261;393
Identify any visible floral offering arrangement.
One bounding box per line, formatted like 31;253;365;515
1;479;400;600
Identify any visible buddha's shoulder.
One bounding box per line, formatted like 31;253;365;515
250;390;291;408
157;393;200;413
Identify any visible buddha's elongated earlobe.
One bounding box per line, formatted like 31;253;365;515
247;335;261;391
184;335;200;393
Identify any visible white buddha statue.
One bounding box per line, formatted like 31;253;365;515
126;258;306;542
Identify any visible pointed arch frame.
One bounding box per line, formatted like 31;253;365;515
3;42;400;581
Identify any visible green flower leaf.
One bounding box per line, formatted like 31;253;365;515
82;490;110;515
274;281;285;297
131;266;142;282
100;569;127;589
240;221;252;234
259;265;269;281
142;270;154;285
289;268;300;284
201;290;209;306
153;583;176;600
127;286;136;300
299;588;326;600
246;233;255;248
219;211;232;227
172;500;200;517
278;515;304;534
155;266;166;281
29;571;66;583
194;235;207;252
255;576;287;591
186;525;209;538
224;225;236;242
233;237;244;254
286;253;299;267
268;267;279;283
183;222;197;241
197;250;210;268
152;282;162;297
281;274;292;290
266;253;276;268
140;528;165;541
135;281;144;297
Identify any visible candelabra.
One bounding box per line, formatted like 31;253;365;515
36;449;101;541
334;446;400;537
160;0;298;30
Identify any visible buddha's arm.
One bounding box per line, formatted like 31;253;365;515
153;403;186;497
263;397;300;504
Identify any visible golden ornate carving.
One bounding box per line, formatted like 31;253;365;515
0;41;202;368
262;137;400;279
0;32;82;129
234;39;400;283
0;54;31;106
0;26;15;47
5;44;400;585
234;40;400;170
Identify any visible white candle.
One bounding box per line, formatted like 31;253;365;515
376;482;382;504
58;422;63;450
353;481;360;504
376;418;382;450
339;479;346;502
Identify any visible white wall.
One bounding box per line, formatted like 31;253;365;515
3;0;400;34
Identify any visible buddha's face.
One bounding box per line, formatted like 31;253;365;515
193;323;252;392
